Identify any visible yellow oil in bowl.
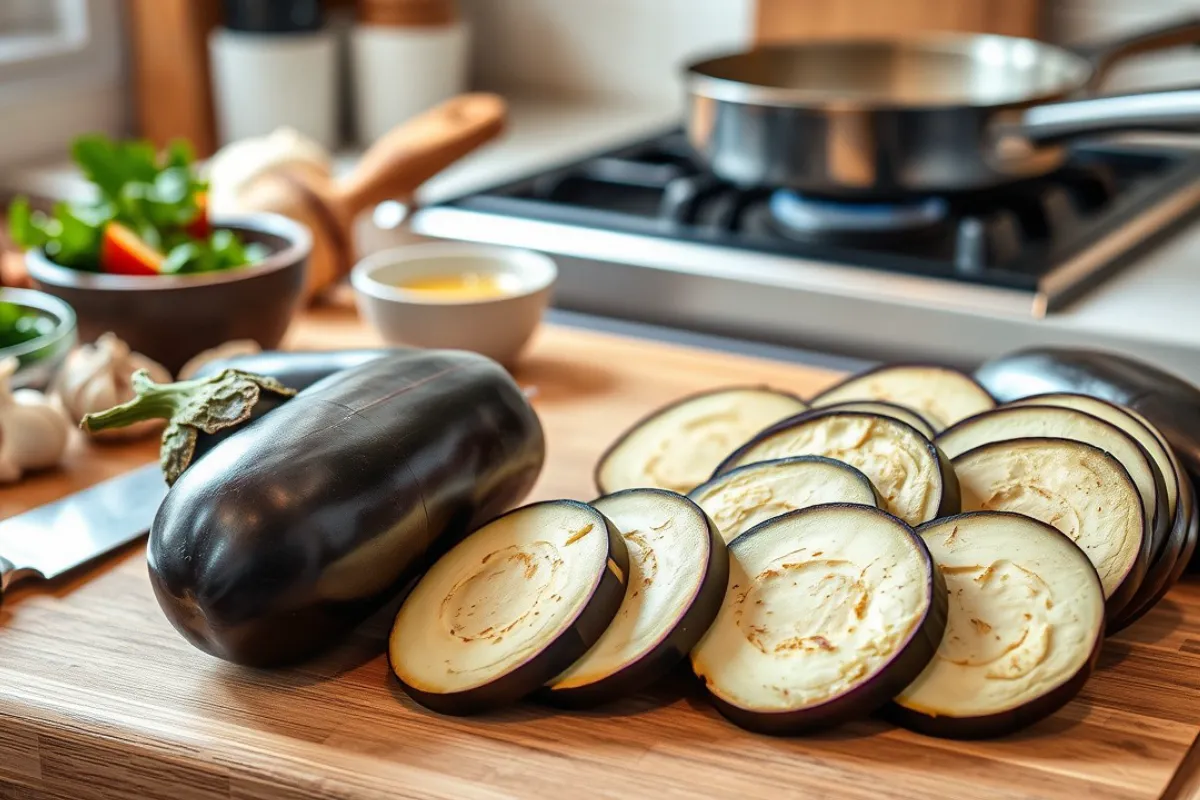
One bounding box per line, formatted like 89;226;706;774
391;271;518;301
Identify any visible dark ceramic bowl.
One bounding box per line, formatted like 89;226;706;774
25;212;311;375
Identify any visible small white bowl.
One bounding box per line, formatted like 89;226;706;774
350;242;558;366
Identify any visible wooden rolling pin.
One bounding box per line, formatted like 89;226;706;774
237;92;507;303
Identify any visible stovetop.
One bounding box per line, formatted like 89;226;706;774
416;129;1200;315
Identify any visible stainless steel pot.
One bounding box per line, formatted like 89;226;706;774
683;16;1200;198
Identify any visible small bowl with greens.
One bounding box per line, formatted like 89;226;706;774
0;288;77;390
12;134;310;374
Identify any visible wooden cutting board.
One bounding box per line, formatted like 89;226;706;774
2;303;1199;800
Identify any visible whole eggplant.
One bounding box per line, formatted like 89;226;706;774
186;348;396;462
148;349;545;667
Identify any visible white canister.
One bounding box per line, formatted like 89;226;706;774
209;27;341;150
350;18;469;146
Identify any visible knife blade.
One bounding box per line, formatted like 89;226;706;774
0;463;167;602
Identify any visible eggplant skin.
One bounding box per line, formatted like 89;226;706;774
389;502;630;716
706;505;949;737
188;349;398;464
148;350;546;668
885;623;1104;740
538;490;731;709
975;348;1200;495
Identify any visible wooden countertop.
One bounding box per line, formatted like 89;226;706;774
2;305;1200;800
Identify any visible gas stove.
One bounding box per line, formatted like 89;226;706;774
406;128;1200;367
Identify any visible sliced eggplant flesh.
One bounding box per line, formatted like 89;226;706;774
891;512;1105;739
688;456;881;543
1005;393;1178;520
809;364;995;431
543;489;728;708
716;411;959;527
691;504;946;736
951;438;1147;617
388;500;629;715
936;405;1167;559
595;387;807;495
810;400;937;440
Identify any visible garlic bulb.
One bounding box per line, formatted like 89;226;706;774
0;356;71;483
53;333;173;439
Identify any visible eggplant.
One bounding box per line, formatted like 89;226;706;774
540;489;728;709
936;405;1168;566
595;386;807;495
1004;393;1178;523
1112;475;1197;632
690;503;946;736
82;348;398;483
975;348;1200;493
951;438;1147;617
890;512;1105;740
388;500;629;715
810;400;937;440
714;411;960;527
809;364;995;431
688;455;882;542
95;350;545;667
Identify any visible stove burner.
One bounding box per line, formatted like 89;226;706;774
768;191;949;235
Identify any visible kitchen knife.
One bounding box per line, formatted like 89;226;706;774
0;463;166;603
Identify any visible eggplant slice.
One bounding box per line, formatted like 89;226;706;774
1112;475;1196;632
715;411;959;527
595;387;807;495
1005;393;1178;522
809;364;995;431
891;512;1105;739
691;504;946;736
689;456;882;543
542;489;728;708
951;438;1147;617
388;500;630;715
936;405;1168;562
810;400;937;440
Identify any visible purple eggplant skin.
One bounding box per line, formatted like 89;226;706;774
536;489;730;710
704;504;948;737
183;348;399;464
148;350;546;668
390;501;630;716
1112;478;1198;632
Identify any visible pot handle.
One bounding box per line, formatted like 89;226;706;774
1016;86;1200;144
1071;15;1200;88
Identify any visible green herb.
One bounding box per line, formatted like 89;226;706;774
7;133;264;275
0;302;54;350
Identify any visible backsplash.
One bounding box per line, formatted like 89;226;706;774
456;0;1198;104
1050;0;1200;93
457;0;754;107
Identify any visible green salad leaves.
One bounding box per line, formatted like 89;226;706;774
8;134;266;274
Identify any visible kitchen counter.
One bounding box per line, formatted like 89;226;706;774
2;302;1200;800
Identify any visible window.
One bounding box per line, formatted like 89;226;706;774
0;0;126;169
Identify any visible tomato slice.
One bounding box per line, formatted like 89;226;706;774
101;222;163;276
184;192;210;239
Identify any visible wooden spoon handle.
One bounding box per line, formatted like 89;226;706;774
334;92;507;214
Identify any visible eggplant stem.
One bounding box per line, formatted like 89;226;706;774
80;368;298;484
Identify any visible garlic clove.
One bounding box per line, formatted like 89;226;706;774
55;332;172;440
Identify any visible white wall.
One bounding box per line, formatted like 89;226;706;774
458;0;755;108
1049;0;1200;93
